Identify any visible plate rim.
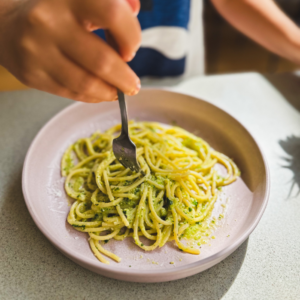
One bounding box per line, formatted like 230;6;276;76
22;89;270;280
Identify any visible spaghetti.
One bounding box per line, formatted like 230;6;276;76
62;122;240;264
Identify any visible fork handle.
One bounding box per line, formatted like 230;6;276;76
104;30;130;136
117;90;129;135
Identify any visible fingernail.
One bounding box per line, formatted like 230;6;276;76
127;80;141;96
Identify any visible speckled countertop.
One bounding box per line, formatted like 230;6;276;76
1;72;299;300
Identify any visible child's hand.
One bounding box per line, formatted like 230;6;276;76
0;0;141;103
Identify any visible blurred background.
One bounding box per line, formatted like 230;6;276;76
204;0;300;74
0;0;299;91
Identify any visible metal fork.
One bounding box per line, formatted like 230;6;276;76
113;90;141;173
104;30;141;173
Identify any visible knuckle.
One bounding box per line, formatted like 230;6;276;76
95;55;113;76
53;82;70;94
72;93;86;102
20;74;31;86
26;2;68;29
106;1;122;25
54;86;69;97
76;86;116;103
20;70;37;86
78;76;98;95
19;36;34;54
100;86;117;101
26;4;47;26
107;86;117;99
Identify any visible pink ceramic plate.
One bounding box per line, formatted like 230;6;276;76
22;89;269;282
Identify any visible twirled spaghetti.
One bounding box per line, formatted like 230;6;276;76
62;122;240;264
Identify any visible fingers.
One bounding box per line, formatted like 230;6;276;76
71;0;141;62
84;0;140;31
46;77;114;104
25;71;78;100
24;67;115;104
58;21;140;95
3;0;142;104
46;49;117;102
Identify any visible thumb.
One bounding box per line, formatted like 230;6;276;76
126;0;140;16
84;0;140;32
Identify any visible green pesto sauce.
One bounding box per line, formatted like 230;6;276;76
64;155;74;173
159;207;167;217
93;213;103;221
94;191;109;203
119;199;138;209
183;224;205;241
123;208;136;228
73;176;84;192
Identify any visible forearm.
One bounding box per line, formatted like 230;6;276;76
211;0;300;64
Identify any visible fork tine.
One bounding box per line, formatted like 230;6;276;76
113;137;141;173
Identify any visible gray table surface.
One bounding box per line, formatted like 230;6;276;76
1;72;300;300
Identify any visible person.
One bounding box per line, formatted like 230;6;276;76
0;0;299;104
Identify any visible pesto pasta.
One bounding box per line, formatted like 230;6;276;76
62;122;240;264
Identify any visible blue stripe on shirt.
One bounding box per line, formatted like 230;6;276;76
93;0;190;78
128;48;185;77
138;0;190;29
94;29;106;40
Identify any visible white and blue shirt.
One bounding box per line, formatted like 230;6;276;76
95;0;204;82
